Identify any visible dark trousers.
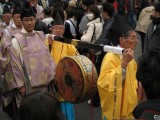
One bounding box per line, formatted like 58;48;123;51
91;53;105;107
3;97;18;120
137;31;146;53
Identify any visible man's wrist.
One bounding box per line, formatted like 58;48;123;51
121;61;128;69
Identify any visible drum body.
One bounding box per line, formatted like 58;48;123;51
55;55;98;103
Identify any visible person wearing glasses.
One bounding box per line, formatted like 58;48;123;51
97;13;138;120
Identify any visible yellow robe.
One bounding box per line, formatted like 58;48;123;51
97;52;138;120
50;40;78;101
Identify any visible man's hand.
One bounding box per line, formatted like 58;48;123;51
0;32;3;40
137;81;147;102
121;48;134;69
19;86;26;96
47;34;53;45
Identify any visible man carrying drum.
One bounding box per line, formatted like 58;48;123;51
97;13;138;120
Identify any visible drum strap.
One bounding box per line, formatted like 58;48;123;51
91;23;95;43
90;50;95;120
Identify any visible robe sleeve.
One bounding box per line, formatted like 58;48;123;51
97;53;123;120
9;38;25;88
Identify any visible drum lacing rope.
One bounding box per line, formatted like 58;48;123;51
90;50;95;120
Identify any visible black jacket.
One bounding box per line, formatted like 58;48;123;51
133;99;160;120
144;22;160;52
95;17;114;45
34;20;49;34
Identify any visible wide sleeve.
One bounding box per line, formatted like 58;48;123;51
9;38;25;88
67;44;79;56
97;53;123;120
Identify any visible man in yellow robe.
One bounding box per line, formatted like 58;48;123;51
97;14;138;120
47;12;78;120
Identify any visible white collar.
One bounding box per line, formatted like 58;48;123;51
2;22;7;26
11;22;17;28
21;28;35;33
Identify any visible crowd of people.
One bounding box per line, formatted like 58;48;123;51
0;0;160;120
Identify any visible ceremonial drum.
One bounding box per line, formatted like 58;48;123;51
55;55;98;103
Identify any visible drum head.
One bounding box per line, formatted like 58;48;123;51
55;55;98;103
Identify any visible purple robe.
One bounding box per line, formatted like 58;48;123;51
0;25;22;94
11;31;56;94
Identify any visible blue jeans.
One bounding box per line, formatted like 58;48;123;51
127;11;137;29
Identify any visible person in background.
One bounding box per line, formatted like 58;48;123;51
72;9;84;40
96;0;103;14
81;5;102;43
79;0;95;35
42;7;54;26
95;2;115;45
1;5;12;28
0;4;12;40
144;2;160;52
60;0;68;10
0;6;23;118
63;8;77;39
124;0;139;29
3;3;22;42
0;0;5;22
29;0;44;20
38;0;47;8
135;2;155;53
33;7;50;34
97;13;138;120
18;91;64;120
68;0;77;9
133;49;160;120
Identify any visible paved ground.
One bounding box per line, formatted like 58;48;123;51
74;102;102;120
0;101;101;120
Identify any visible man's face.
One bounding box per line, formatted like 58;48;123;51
123;31;138;50
22;16;36;33
152;9;160;18
102;11;108;21
29;0;38;7
2;13;12;25
52;25;65;37
12;14;22;28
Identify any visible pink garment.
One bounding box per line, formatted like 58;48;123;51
0;26;22;93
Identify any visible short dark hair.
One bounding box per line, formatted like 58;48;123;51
18;91;64;120
88;5;101;20
154;2;160;12
136;49;160;99
44;7;52;16
107;0;115;4
82;0;95;6
102;2;114;17
65;8;75;19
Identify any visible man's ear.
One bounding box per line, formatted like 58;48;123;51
119;36;125;45
156;11;160;17
137;81;147;103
